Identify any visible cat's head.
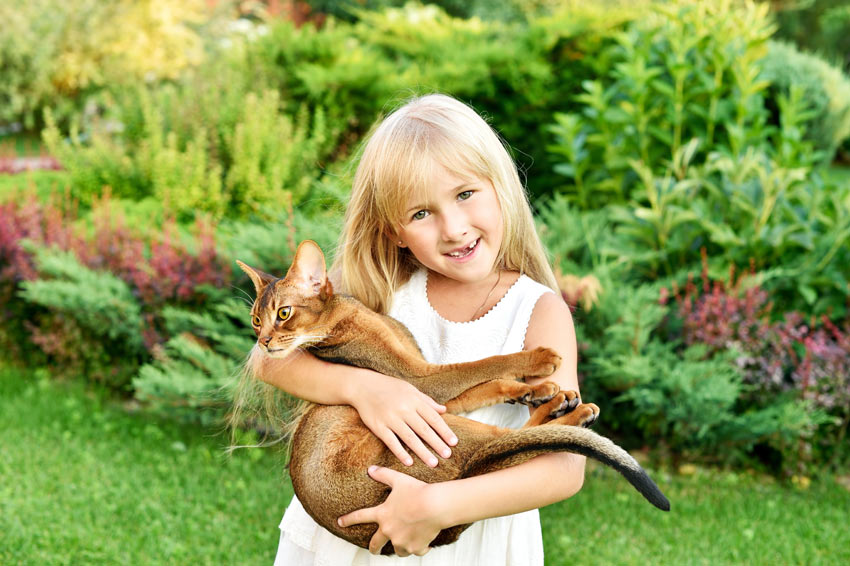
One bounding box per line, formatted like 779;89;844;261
237;240;334;358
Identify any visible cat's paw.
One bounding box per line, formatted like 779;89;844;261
546;390;581;418
524;347;561;377
570;403;600;428
550;398;599;428
516;381;560;407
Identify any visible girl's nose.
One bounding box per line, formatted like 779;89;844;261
440;213;468;242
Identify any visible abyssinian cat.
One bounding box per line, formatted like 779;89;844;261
238;240;670;555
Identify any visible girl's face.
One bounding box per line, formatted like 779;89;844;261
396;164;503;286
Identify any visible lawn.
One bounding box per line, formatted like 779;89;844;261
2;365;848;565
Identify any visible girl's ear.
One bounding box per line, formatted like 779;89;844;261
236;260;276;298
286;240;329;297
384;227;406;248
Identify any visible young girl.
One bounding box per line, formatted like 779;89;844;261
258;93;584;565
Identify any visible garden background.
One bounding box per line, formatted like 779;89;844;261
1;0;849;564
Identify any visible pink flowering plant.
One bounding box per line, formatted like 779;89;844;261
667;255;849;473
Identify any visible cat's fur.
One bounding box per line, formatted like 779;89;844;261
238;240;670;555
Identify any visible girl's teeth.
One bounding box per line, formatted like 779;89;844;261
449;239;478;257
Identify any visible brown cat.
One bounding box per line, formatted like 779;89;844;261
238;240;670;555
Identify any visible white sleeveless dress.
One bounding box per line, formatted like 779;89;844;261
274;269;554;566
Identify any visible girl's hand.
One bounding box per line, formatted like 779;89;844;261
347;371;457;467
337;466;444;556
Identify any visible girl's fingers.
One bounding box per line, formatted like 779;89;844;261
420;405;458;447
395;424;438;467
367;465;404;486
376;429;414;467
411;412;452;459
369;531;390;555
424;394;447;414
338;506;376;528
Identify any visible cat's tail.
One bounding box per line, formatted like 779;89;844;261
462;425;671;511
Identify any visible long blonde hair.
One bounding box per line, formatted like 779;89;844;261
333;93;557;313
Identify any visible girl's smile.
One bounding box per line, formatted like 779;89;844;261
443;237;479;261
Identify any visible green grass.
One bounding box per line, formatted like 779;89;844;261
0;366;291;565
2;366;848;565
542;464;850;566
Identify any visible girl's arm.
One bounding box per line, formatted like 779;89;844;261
258;352;457;467
338;292;585;556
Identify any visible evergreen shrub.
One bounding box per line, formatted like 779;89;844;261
760;40;850;163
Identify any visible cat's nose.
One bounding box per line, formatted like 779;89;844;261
260;336;272;347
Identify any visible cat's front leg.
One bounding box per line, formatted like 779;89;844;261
444;380;560;414
450;346;561;381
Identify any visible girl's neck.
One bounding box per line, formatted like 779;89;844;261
425;268;520;323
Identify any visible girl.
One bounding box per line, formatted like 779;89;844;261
258;93;584;565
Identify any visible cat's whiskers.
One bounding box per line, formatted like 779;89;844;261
232;285;255;307
266;334;329;359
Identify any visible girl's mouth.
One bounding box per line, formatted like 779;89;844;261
445;238;479;259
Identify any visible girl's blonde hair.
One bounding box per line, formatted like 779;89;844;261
333;93;557;313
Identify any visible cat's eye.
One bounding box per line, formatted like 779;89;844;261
251;315;261;327
277;306;292;321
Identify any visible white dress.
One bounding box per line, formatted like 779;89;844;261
274;269;554;566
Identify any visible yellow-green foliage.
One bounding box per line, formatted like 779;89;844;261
42;85;336;219
0;0;209;128
225;92;332;217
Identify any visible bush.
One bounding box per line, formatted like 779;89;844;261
547;0;777;208
567;275;822;470
0;190;233;381
668;261;850;474
760;40;850;163
546;78;850;316
19;245;147;388
0;0;212;131
43;82;339;219
132;296;255;422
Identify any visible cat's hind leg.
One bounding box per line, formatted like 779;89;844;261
522;391;599;428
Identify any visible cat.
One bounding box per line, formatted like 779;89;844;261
237;240;670;555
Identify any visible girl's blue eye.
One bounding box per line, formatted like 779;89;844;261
458;190;473;201
412;210;428;221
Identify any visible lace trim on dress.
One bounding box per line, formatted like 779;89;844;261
423;270;524;325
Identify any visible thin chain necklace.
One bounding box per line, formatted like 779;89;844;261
469;270;502;321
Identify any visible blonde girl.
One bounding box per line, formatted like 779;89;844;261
259;93;584;565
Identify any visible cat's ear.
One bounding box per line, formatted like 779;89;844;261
287;240;330;298
236;260;276;298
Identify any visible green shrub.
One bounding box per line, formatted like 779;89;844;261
43;84;338;219
246;18;404;143
18;244;147;387
547;0;776;208
570;276;829;470
760;40;850;163
133;296;255;422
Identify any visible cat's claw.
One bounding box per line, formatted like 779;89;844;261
547;390;581;418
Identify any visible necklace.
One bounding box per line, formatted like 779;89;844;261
469;270;502;321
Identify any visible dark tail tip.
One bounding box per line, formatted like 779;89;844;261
627;467;670;511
